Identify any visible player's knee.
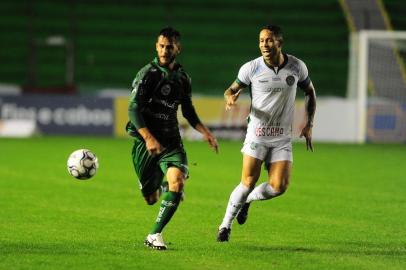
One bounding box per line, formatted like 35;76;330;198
145;197;158;205
144;192;159;205
270;181;289;195
242;176;259;189
169;178;184;192
167;168;186;192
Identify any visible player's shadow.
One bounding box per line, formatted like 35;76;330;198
241;241;406;257
0;241;130;255
1;242;83;255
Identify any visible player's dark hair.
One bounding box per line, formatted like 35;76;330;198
261;24;283;45
158;27;181;43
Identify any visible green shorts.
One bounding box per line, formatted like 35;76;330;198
131;137;189;197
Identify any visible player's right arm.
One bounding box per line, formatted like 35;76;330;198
137;127;163;156
128;68;163;156
225;61;252;110
224;81;246;110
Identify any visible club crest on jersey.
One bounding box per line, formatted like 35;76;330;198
286;75;295;86
161;84;171;96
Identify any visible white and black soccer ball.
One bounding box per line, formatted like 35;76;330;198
67;149;99;180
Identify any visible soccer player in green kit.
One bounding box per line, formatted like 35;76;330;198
126;27;218;250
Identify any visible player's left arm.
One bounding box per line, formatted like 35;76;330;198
181;95;219;153
194;123;219;154
181;73;219;153
300;82;317;152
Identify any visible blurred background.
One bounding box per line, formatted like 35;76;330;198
0;0;405;142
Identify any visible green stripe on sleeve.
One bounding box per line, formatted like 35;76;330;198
235;78;248;87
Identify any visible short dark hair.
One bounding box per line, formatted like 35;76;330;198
158;27;181;43
261;24;283;45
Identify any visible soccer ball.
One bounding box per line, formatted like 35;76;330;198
67;149;99;180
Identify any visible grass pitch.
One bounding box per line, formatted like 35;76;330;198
1;137;406;270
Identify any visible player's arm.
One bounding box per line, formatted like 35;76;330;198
194;123;219;153
137;127;163;156
224;80;247;110
299;82;317;151
181;100;218;153
181;75;219;153
128;72;163;156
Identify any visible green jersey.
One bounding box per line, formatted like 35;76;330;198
126;58;201;146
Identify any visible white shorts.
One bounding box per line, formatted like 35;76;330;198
241;139;293;164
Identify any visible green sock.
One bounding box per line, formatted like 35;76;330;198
161;181;169;193
150;191;182;234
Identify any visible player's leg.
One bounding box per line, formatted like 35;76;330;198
247;140;292;201
142;167;167;205
145;147;188;250
217;153;262;242
150;167;185;233
145;177;170;205
132;139;171;250
144;190;160;205
131;138;164;205
237;141;292;225
250;160;291;201
145;167;185;250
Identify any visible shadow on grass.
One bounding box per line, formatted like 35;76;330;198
0;240;135;255
0;240;182;255
1;242;86;255
2;240;405;257
239;241;406;257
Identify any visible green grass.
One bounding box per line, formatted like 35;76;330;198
1;137;406;270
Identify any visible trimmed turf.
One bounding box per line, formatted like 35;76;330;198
1;137;406;270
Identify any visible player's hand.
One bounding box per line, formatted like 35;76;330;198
203;132;219;154
300;124;313;152
225;89;242;110
145;136;164;156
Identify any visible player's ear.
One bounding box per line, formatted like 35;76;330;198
277;37;283;48
176;42;182;55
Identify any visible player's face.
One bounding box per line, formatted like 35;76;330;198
156;35;180;67
259;29;282;60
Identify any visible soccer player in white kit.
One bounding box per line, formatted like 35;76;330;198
217;24;316;242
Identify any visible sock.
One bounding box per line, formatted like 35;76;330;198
150;191;182;234
219;183;252;229
161;181;169;194
246;183;280;203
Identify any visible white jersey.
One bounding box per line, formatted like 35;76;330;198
237;54;311;144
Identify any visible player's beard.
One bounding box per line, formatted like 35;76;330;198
160;55;176;67
263;46;281;66
269;46;278;57
167;55;176;65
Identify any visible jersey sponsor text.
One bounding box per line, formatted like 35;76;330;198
255;126;284;137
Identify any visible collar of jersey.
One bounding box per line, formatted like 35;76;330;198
262;53;289;74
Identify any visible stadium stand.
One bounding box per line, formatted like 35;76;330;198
0;0;348;96
383;0;406;30
383;0;406;71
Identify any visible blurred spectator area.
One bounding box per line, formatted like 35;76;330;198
384;0;406;69
384;0;406;30
1;0;351;96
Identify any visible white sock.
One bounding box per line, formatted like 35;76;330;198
246;183;280;203
219;183;252;229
